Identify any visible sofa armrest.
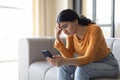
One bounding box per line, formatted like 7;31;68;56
19;37;58;80
19;38;30;80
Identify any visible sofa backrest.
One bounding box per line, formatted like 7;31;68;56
105;38;120;69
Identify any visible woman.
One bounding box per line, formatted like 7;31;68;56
46;9;119;80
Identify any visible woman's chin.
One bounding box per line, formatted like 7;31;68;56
65;33;70;35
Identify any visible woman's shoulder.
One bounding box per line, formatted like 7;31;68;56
89;24;100;28
88;24;102;32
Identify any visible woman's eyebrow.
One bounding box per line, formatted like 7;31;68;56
61;24;67;28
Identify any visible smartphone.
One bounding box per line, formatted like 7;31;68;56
41;50;53;58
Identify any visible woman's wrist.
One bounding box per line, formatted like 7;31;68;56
55;35;60;41
65;58;80;65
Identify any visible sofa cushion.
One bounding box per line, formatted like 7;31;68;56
29;61;53;80
30;61;120;80
43;66;120;80
45;66;57;80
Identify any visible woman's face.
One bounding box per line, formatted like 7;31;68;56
59;21;77;36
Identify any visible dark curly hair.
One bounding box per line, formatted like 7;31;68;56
57;9;95;26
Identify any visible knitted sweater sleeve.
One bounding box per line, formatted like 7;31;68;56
54;36;75;58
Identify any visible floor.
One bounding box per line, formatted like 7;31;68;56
0;60;18;80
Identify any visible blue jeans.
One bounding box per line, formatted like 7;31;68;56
57;53;119;80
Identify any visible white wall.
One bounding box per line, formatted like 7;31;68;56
55;0;73;37
56;0;73;16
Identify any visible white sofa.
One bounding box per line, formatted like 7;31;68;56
19;37;120;80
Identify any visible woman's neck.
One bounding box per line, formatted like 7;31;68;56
75;25;88;40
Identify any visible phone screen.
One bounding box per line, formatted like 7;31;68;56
41;50;53;58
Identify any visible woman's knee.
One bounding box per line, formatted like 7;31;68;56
57;65;69;71
58;65;76;73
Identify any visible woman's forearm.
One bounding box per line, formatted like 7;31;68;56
64;58;80;65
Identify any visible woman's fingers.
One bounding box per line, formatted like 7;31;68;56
54;23;62;40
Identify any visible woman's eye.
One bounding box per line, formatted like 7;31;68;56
62;24;68;29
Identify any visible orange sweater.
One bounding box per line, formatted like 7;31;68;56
54;24;110;65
